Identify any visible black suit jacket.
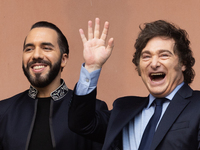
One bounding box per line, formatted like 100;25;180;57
69;83;200;150
0;87;108;150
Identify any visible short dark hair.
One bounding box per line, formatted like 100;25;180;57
132;20;195;84
24;21;69;56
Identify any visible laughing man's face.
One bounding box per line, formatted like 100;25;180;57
138;36;186;98
22;27;64;88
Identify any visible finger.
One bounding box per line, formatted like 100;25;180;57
79;29;87;44
106;38;114;52
88;20;93;40
100;21;109;41
94;18;100;39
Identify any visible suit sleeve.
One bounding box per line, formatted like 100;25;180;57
68;87;110;144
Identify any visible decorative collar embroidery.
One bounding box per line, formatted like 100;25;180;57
28;79;68;101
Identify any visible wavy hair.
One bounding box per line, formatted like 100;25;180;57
132;20;195;84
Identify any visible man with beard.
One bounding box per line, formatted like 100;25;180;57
0;21;108;150
69;18;200;150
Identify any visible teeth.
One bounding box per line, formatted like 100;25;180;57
151;73;163;76
33;66;45;70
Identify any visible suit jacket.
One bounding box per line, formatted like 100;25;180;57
69;83;200;150
0;80;108;150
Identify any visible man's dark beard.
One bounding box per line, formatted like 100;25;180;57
22;58;61;88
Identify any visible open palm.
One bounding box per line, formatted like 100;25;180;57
79;18;114;73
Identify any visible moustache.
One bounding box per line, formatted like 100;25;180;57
27;59;52;68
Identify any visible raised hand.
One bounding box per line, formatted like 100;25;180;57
79;18;114;73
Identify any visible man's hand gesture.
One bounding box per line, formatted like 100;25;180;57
79;18;114;73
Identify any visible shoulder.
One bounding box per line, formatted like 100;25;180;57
0;90;28;117
95;99;108;110
113;96;147;107
192;90;200;94
0;90;28;104
190;90;200;101
181;84;200;98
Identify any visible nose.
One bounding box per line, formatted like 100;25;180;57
32;47;44;60
150;56;160;69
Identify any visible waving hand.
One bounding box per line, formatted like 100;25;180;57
79;18;114;73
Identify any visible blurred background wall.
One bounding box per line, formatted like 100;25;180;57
1;0;200;109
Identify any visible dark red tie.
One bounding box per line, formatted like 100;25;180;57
138;98;166;150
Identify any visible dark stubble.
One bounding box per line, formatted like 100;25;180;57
22;57;62;88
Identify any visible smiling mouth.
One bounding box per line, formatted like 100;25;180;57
33;65;45;70
31;64;48;72
150;73;166;81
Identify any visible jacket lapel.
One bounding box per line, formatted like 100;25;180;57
150;84;192;150
103;96;148;150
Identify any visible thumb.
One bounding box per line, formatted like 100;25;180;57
106;38;114;53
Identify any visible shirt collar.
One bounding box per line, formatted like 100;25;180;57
147;82;184;108
28;79;68;101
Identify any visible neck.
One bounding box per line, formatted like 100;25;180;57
34;74;61;98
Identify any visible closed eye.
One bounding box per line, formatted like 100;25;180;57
159;52;171;59
24;43;34;52
159;50;173;59
141;50;152;60
43;46;53;50
160;54;169;57
24;47;33;52
141;54;151;60
41;42;54;51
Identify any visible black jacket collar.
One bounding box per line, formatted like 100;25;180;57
28;79;68;101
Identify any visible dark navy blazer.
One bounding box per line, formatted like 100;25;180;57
69;84;200;150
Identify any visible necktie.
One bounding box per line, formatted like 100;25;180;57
138;98;166;150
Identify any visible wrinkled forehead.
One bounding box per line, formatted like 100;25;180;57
141;36;176;54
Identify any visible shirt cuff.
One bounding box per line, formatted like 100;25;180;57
76;64;101;95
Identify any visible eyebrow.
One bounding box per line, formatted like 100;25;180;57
23;43;34;51
23;42;55;50
40;42;55;47
158;49;173;55
141;49;173;55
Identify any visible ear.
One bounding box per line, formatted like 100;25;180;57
61;54;68;68
181;65;186;72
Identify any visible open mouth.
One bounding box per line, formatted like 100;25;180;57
32;65;45;70
31;63;48;72
150;73;165;81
